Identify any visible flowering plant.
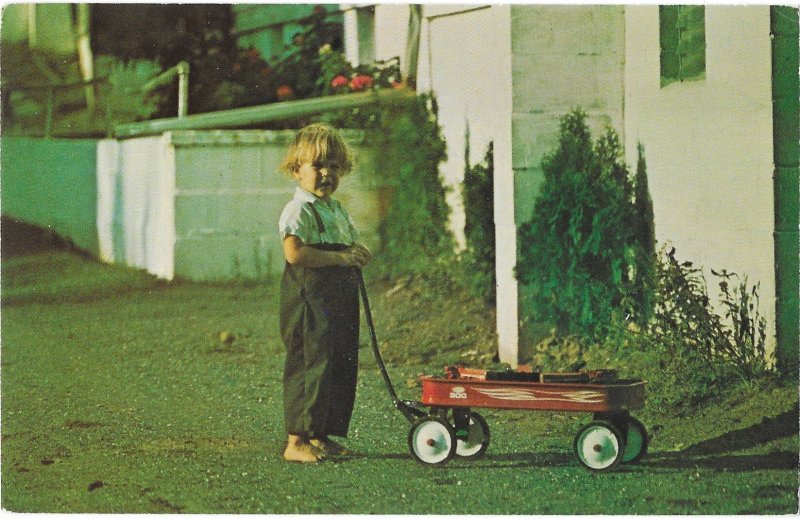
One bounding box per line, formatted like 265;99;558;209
349;74;374;91
219;8;404;110
317;49;401;97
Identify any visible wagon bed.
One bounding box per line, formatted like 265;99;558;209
420;376;646;413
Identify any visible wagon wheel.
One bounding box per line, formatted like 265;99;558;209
573;420;624;472
622;416;649;463
408;416;457;466
452;410;490;460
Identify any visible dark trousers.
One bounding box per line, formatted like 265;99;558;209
279;249;359;438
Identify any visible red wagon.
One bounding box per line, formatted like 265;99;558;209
408;366;648;471
358;273;649;472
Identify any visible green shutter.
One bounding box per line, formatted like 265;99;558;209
678;6;706;80
660;5;706;86
660;6;680;82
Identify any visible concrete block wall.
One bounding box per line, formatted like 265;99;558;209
510;5;626;227
97;129;379;281
170;131;288;281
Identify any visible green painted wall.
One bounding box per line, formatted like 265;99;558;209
1;137;99;254
771;6;799;375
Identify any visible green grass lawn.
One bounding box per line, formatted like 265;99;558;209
2;227;798;514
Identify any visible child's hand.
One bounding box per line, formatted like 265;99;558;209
340;244;372;267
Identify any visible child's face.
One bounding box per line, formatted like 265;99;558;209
294;160;342;200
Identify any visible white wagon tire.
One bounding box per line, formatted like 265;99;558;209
454;411;490;460
408;416;457;466
573;421;624;472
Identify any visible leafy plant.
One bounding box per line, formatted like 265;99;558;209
590;245;775;410
647;247;727;359
529;329;585;372
712;269;770;378
367;95;453;277
265;9;345;102
95;56;164;122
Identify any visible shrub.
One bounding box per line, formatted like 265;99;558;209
583;245;774;411
370;96;453;276
712;269;770;378
517;108;652;339
461;141;496;304
631;143;657;321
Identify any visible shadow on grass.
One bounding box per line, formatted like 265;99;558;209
1;283;169;308
643;451;796;471
645;410;798;472
1;217;78;260
677;410;798;456
347;411;798;473
348;450;575;470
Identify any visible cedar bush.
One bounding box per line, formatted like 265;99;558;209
517;108;654;339
461;142;496;304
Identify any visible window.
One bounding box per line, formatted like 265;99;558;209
659;5;706;86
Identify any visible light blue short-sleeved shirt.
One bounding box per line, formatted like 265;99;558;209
279;187;359;245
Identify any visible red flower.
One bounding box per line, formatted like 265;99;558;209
349;74;374;91
391;81;404;89
331;75;349;88
276;85;294;101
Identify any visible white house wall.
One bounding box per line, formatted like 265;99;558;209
423;5;512;247
418;4;518;364
373;4;410;65
623;5;776;350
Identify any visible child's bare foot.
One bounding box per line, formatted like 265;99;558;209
310;436;350;456
283;435;325;463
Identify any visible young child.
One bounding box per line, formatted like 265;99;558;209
277;123;372;463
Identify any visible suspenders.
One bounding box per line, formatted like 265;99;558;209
306;202;326;234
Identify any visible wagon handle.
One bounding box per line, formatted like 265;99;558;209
357;269;426;422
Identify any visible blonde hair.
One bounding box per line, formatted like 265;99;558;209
279;123;354;176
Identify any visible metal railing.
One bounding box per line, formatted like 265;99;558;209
142;61;190;118
2;60;190;138
1;76;108;138
113;87;416;139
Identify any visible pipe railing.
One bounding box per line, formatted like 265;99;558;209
3;60;190;137
1;76;108;138
142;61;190;118
113;87;416;139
